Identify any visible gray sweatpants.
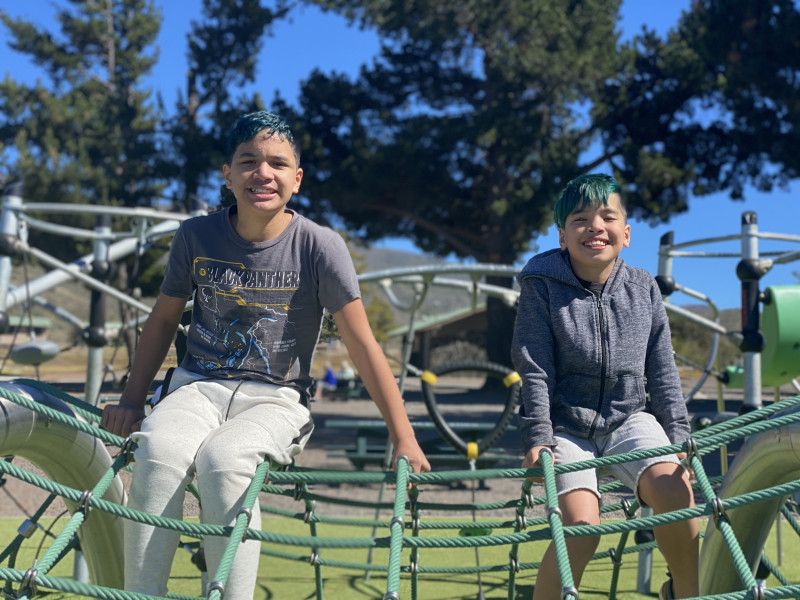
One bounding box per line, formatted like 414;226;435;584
125;368;313;598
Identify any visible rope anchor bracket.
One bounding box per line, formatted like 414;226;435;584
19;567;39;598
77;489;93;517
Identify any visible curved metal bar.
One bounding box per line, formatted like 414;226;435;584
18;214;135;241
3;219;180;310
670;283;721;402
358;263;518;283
11;203;192;222
661;231;800;255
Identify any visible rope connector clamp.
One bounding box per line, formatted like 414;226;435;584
608;547;622;567
236;507;252;541
77;490;93;517
293;483;304;501
121;437;135;463
390;516;405;530
409;556;419;574
621;498;633;517
685;437;699;462
562;585;579;600
711;496;728;526
750;584;765;600
524;490;534;509
19;567;39;598
236;507;252;524
207;580;225;598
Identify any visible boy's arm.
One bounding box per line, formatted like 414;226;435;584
332;298;431;475
521;445;554;483
511;278;558;450
100;293;188;437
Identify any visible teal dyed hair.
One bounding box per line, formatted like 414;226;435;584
553;173;625;229
225;110;300;164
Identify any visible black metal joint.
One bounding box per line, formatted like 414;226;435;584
736;258;772;282
82;326;107;348
738;331;765;353
90;259;113;280
655;275;676;297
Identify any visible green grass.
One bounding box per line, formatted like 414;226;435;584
2;515;799;599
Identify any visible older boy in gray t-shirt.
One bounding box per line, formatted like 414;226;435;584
102;110;430;599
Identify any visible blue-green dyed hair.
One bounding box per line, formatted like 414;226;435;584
225;110;300;165
553;173;625;229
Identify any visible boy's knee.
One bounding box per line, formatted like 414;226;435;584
639;463;693;511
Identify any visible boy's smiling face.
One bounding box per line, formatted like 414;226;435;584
558;192;630;283
222;131;303;223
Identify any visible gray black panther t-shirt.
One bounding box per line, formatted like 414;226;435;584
161;207;360;396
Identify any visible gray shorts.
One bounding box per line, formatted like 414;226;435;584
553;411;681;503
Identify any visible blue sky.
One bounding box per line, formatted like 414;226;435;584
2;1;798;309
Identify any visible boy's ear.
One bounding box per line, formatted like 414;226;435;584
558;228;567;250
222;164;232;189
293;167;303;195
623;223;631;248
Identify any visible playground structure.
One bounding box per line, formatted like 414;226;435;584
0;180;798;600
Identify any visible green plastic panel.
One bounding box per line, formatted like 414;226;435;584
761;285;800;387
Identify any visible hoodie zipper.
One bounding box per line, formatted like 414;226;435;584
587;294;606;439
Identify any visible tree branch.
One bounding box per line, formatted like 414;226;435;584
364;202;488;261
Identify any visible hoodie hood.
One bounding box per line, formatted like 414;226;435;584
518;248;625;294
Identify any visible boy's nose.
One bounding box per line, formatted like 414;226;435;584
255;163;275;180
588;215;605;231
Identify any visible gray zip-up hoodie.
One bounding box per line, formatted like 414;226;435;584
511;248;691;452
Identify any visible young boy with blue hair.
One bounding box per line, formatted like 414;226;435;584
511;173;698;600
102;110;430;598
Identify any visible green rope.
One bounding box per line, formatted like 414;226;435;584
15;451;129;599
384;456;410;599
608;498;639;600
507;478;533;600
540;448;578;600
207;460;271;600
691;452;759;594
780;503;800;538
298;482;325;600
759;552;792;588
0;384;125;447
13;378;105;421
3;386;800;600
408;485;421;600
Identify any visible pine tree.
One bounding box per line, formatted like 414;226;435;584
163;0;287;213
0;0;163;258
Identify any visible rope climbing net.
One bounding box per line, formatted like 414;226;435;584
1;380;800;600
